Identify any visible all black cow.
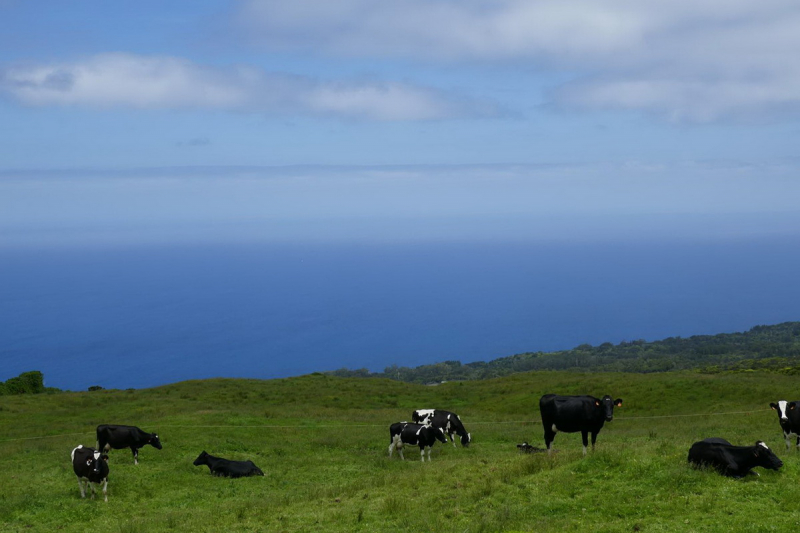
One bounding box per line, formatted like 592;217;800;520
71;445;109;502
539;394;622;455
388;422;447;461
770;400;800;451
411;409;471;447
688;438;783;478
96;424;162;465
193;451;265;478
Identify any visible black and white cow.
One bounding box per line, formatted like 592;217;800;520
688;438;783;478
388;422;448;461
96;424;162;465
770;400;800;452
539;394;622;455
411;409;471;447
193;451;265;478
71;445;109;502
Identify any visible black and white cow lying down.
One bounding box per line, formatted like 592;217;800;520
389;422;447;461
539;394;622;455
688;438;783;478
770;400;800;452
193;451;265;478
71;445;109;502
412;409;471;447
96;424;162;465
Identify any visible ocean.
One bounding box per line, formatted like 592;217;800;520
2;238;799;390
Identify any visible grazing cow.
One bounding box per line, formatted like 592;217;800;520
770;400;800;451
193;451;265;478
688;438;783;478
388;422;447;461
71;445;109;502
96;424;162;465
539;394;622;455
411;409;471;448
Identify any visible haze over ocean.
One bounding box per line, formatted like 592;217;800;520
2;237;798;391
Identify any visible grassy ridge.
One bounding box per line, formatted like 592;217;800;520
1;371;798;532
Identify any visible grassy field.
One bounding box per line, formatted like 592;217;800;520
1;371;798;532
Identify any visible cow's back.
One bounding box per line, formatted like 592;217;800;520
540;395;598;432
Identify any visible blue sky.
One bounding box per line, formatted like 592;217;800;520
2;0;800;246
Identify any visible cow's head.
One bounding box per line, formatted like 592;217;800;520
193;451;209;466
434;427;448;444
753;441;783;471
150;433;163;450
595;395;623;422
460;432;472;447
88;451;108;475
770;401;794;422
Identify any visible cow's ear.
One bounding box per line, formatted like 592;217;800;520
770;403;778;410
614;399;623;407
790;404;796;411
595;400;601;407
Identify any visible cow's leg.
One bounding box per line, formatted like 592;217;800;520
581;431;590;455
795;434;800;451
398;446;405;461
89;482;96;500
590;431;599;452
427;446;432;461
420;446;426;462
101;479;108;502
450;432;457;448
785;432;792;451
544;424;557;455
77;477;86;499
132;447;139;465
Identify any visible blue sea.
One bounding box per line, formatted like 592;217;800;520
2;238;799;391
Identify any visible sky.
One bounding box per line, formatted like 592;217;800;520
2;0;800;245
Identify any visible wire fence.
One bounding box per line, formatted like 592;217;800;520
0;408;773;443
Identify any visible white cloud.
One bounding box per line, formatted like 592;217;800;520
0;53;493;121
236;0;800;121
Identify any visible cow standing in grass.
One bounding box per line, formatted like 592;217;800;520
770;400;800;451
96;424;162;465
71;445;109;502
412;409;471;448
539;394;622;455
388;422;448;461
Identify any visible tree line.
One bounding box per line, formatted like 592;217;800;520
326;321;800;384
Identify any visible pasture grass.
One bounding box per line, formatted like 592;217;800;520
1;371;800;532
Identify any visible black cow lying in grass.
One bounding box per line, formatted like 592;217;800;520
388;422;447;461
71;445;109;502
193;451;265;478
96;424;162;465
688;438;783;478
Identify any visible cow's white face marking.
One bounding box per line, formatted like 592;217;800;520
93;451;101;461
778;400;789;420
758;441;770;450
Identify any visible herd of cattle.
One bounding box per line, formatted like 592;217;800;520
70;396;800;501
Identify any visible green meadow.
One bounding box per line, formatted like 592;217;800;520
1;371;799;532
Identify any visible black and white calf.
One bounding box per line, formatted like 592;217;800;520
388;422;448;461
96;424;162;465
193;451;265;478
539;394;622;455
770;400;800;451
411;409;471;447
71;445;109;502
688;438;783;478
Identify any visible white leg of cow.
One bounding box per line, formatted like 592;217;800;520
77;477;86;499
398;447;405;460
388;442;395;458
101;479;108;502
420;447;426;462
785;433;792;451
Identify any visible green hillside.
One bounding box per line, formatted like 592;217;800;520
329;321;800;383
1;371;798;532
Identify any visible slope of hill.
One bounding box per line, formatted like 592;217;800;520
1;371;798;532
328;321;800;383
